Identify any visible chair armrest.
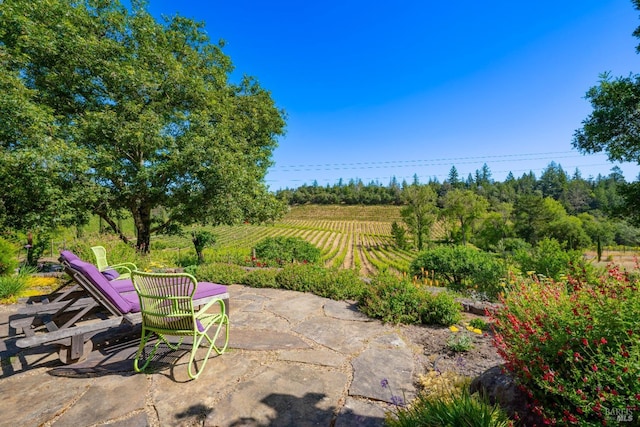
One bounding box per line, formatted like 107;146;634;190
107;262;138;274
195;297;226;318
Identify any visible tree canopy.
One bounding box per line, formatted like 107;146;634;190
0;0;286;251
572;0;640;224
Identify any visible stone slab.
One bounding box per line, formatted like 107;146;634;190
229;308;292;330
0;369;92;427
205;361;348;427
349;338;416;404
277;347;346;368
323;300;372;322
294;316;390;354
264;292;326;323
51;374;147;427
335;397;387;427
230;328;310;351
152;352;261;426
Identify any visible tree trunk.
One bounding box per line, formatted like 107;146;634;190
132;204;152;253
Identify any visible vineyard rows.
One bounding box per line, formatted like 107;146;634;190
211;218;418;276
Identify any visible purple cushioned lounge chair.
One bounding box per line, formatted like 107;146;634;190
10;250;229;364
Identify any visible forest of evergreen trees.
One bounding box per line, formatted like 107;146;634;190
275;162;640;249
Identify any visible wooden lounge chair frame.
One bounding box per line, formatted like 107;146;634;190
10;252;229;364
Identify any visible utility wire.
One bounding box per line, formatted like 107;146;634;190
269;151;580;171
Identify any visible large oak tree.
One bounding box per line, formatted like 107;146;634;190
0;0;286;251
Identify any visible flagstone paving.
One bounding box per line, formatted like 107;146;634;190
0;284;422;427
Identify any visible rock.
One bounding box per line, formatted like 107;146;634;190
470;365;544;426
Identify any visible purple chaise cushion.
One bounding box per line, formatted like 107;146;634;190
109;278;135;293
102;269;121;281
119;291;141;312
60;250;81;264
69;259;133;314
192;282;228;300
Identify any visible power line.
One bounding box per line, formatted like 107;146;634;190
266;162;629;186
269;151;580;171
273;154;583;173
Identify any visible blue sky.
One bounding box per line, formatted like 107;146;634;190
146;0;640;189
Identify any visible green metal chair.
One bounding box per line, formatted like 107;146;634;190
91;246;137;280
131;271;229;380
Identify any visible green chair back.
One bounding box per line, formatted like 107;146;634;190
131;271;229;380
91;246;109;272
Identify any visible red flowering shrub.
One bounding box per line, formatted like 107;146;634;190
491;265;639;426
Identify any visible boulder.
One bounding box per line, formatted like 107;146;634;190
470;365;545;426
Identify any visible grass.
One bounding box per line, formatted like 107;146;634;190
385;389;512;427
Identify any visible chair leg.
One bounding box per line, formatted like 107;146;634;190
187;313;229;380
135;329;186;373
211;314;230;354
134;327;155;373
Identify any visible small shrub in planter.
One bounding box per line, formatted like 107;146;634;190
491;266;640;425
254;236;321;266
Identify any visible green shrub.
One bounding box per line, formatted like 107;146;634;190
385;389;513;427
254;236;321;266
0;268;32;299
243;268;279;288
161;248;197;267
323;268;364;300
469;318;489;331
491;265;640;426
359;272;461;326
195;262;246;285
359;272;424;324
274;263;321;292
183;264;199;276
512;237;584;281
0;238;18;276
421;292;463;326
273;264;364;299
446;332;474;352
410;245;507;301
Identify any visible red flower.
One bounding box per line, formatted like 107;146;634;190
582;338;589;346
592;364;598;372
600;337;607;345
